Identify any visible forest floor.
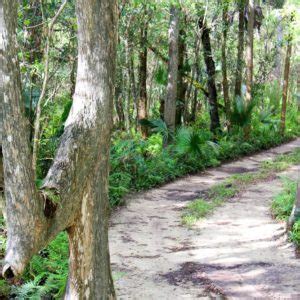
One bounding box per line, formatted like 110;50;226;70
109;138;300;299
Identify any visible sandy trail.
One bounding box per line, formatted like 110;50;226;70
109;139;300;299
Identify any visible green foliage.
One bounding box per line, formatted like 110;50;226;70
182;199;216;226
175;127;218;157
37;94;72;178
290;220;300;245
139;119;171;142
271;177;300;246
231;96;256;128
271;178;297;220
12;232;69;299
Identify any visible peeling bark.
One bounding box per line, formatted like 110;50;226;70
1;0;117;298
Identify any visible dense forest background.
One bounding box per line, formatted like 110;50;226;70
0;0;299;298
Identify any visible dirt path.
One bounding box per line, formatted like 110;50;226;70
109;139;300;299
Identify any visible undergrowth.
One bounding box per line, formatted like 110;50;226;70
271;177;300;245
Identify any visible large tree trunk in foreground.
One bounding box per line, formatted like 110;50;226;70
198;16;221;134
1;0;117;298
234;0;245;98
280;29;292;134
164;5;179;141
0;4;3;214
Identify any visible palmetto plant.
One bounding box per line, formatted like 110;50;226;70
230;96;256;128
139;118;172;143
175;127;218;156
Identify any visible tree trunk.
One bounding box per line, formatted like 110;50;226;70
198;16;221;134
221;0;231;124
1;0;117;298
164;5;179;141
280;37;292;134
176;13;187;126
0;4;4;216
245;0;255;103
138;17;148;138
234;0;245;97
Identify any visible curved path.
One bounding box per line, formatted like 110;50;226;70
109;139;300;299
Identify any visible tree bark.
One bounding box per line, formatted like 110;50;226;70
280;37;292;134
1;0;117;298
0;2;4;216
138;16;148;138
198;15;221;134
176;13;187;126
234;0;245;97
164;5;179;141
221;0;231;124
245;0;255;103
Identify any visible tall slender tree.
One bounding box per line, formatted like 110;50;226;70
176;11;187;126
245;0;255;103
234;0;246;97
1;0;117;298
221;0;231;124
280;13;294;134
164;5;179;141
198;14;221;134
138;6;149;138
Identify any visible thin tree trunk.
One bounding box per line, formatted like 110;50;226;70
124;36;131;131
198;15;221;134
1;1;117;298
186;25;201;123
245;0;255;103
221;0;231;124
164;5;179;142
280;38;292;134
176;13;187;126
234;0;245;97
138;16;148;138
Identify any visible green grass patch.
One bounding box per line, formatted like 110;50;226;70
290;220;300;246
271;178;297;220
182;199;218;226
271;177;300;246
183;149;300;226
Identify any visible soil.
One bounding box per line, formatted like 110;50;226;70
109;138;300;299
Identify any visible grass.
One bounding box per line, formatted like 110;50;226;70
271;177;300;246
182;148;300;226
